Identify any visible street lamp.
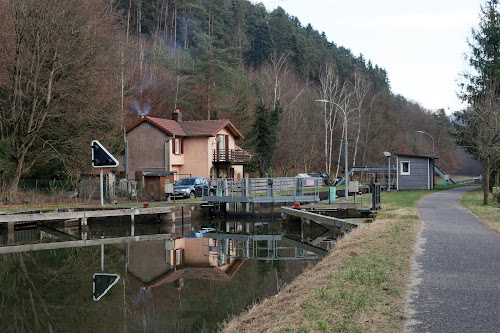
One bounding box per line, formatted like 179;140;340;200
383;151;391;191
416;130;434;157
316;99;349;200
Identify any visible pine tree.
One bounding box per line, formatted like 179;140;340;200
457;0;500;204
247;101;281;177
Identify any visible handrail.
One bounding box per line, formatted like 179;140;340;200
212;149;251;164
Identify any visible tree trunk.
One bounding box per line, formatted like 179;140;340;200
353;110;361;167
8;147;28;202
206;51;211;120
483;163;490;205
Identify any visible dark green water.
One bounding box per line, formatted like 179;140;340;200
0;216;334;332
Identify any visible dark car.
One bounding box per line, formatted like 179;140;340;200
173;177;215;199
308;173;330;186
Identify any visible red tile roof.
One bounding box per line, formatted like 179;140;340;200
180;119;243;138
148;116;186;136
126;116;186;136
126;116;244;139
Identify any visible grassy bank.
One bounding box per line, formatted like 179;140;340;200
461;188;500;234
221;185;469;332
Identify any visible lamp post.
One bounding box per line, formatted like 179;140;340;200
316;99;348;200
383;151;391;191
416;130;434;158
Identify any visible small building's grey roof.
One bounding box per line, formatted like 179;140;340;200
395;153;439;160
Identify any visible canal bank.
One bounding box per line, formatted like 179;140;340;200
222;186;474;332
222;210;420;332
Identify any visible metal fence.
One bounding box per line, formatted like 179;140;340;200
203;177;321;203
0;178;147;205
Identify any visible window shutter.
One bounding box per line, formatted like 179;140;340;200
181;138;184;154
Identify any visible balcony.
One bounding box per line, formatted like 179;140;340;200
212;149;251;165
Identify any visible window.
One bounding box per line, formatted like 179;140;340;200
173;138;182;155
401;161;410;175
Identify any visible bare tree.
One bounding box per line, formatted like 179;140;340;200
351;69;373;167
318;61;351;178
0;0;122;199
257;51;306;111
274;88;321;176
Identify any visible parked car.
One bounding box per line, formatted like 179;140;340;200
173;177;215;199
295;173;329;185
308;173;330;186
295;173;312;178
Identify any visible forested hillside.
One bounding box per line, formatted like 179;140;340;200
0;0;460;185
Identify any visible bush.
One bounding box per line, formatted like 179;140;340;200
494;191;500;203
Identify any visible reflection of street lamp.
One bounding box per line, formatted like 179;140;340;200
416;131;434;157
316;99;348;200
383;151;391;191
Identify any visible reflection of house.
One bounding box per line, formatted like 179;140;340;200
396;153;438;190
125;110;251;180
126;239;245;289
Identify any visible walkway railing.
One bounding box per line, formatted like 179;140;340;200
202;232;324;260
202;177;321;203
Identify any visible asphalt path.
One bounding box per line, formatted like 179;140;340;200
407;186;500;333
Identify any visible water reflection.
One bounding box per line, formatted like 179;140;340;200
0;216;341;332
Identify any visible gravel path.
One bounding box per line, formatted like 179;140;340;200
406;186;500;332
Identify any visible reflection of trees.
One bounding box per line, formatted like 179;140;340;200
272;260;284;280
0;235;317;332
257;259;272;278
0;246;127;332
1;252;58;331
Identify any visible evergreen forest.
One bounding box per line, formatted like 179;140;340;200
0;0;462;190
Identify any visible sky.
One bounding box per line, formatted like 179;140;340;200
252;0;483;113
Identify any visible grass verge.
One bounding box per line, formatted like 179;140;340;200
460;188;500;234
221;184;471;333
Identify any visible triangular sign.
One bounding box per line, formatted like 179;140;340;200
92;140;119;168
93;273;120;301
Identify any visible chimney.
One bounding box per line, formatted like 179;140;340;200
172;109;182;122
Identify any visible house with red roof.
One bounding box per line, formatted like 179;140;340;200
126;238;245;290
125;110;251;181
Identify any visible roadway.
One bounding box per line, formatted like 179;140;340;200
406;186;500;332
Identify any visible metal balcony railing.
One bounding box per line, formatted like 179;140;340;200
212;149;251;164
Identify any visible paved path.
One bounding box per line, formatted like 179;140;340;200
407;186;500;332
